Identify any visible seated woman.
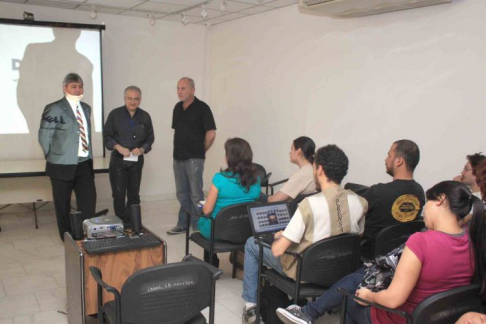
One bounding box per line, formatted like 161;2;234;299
276;180;485;324
268;136;316;202
199;138;261;266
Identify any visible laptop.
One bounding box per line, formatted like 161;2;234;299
247;202;292;245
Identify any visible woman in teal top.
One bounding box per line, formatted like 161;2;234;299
199;138;261;266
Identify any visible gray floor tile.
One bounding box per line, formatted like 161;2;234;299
3;274;59;296
0;294;40;319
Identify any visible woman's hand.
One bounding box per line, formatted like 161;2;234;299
355;288;373;306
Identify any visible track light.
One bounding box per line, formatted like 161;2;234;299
149;13;156;26
90;5;97;20
201;5;208;18
181;11;189;25
221;0;227;11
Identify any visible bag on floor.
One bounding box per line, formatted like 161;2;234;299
260;279;292;324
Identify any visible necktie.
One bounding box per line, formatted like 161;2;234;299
76;106;89;153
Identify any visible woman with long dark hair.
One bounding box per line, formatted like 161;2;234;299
277;181;485;324
268;136;316;202
198;138;261;266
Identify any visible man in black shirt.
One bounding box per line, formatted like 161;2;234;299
104;86;154;227
353;140;425;258
167;77;216;234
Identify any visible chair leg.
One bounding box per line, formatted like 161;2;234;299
340;294;347;324
231;251;237;279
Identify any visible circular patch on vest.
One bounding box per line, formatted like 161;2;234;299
391;194;420;222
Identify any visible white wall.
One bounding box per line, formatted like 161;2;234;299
206;0;486;192
0;2;208;204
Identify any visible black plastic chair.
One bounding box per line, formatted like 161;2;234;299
338;283;482;324
288;191;319;216
185;202;254;278
371;220;425;258
253;163;272;195
89;255;223;324
266;178;289;196
255;234;362;323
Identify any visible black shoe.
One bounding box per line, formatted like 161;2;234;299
167;225;186;235
276;305;313;324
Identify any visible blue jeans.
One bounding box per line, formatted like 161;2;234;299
302;268;370;322
242;237;286;303
173;159;204;228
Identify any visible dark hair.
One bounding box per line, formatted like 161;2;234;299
477;159;486;202
62;73;83;87
314;144;348;184
426;181;485;287
393;139;420;172
222;138;258;191
468;153;486;178
293;136;316;163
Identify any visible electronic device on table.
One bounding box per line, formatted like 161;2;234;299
247;202;291;244
83;215;124;239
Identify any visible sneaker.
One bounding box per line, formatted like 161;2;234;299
167;225;186;235
276;305;313;324
242;305;257;324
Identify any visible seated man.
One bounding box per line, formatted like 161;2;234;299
241;144;368;324
453;152;485;199
359;140;425;259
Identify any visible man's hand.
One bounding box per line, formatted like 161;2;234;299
114;144;130;157
132;148;145;156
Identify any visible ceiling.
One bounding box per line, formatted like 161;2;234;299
0;0;298;26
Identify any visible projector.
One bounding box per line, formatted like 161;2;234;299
83;215;124;239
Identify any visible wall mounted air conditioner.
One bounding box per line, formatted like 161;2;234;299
298;0;453;18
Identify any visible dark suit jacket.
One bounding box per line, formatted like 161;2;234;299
38;97;93;180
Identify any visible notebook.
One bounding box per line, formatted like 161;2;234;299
247;202;291;244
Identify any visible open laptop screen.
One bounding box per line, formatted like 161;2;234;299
248;203;291;235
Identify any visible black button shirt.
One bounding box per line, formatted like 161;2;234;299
104;106;155;157
172;97;216;160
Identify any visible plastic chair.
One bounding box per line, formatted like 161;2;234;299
371;220;425;258
338;283;482;324
89;255;223;324
288;191;319;216
255;234;362;323
185;202;254;278
253;163;272;195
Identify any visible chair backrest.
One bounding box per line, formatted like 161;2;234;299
213;202;254;244
412;283;482;324
300;234;361;287
288;192;318;216
373;220;425;257
253;163;271;187
120;261;213;324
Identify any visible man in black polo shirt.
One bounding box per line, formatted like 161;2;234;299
353;140;425;259
104;86;154;227
167;77;216;234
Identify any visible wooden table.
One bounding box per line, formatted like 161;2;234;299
65;229;167;324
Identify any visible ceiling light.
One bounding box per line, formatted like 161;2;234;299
201;5;208;18
149;13;156;26
221;0;227;11
182;11;189;26
90;5;97;20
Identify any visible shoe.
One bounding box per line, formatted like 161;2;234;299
242;305;257;324
167;225;186;235
276;305;313;324
191;224;200;233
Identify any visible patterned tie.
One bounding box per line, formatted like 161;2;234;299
76;105;89;153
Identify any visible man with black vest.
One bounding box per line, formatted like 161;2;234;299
104;86;154;228
167;77;216;234
38;73;96;241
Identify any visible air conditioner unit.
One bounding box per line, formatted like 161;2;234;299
298;0;453;18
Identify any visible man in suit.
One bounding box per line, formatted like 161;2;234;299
38;73;96;241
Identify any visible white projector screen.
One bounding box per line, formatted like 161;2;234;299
0;19;104;161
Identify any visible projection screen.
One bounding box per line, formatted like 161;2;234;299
0;19;105;161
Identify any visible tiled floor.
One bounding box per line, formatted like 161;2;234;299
0;200;338;324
